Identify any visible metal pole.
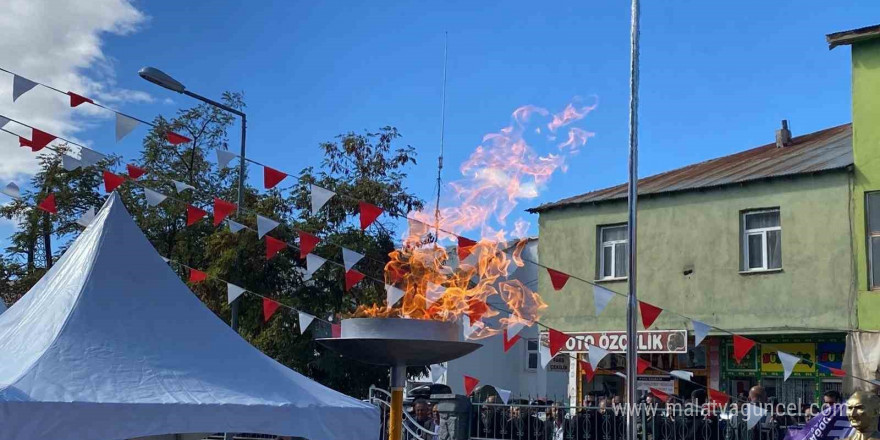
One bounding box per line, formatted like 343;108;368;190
625;1;641;440
388;364;407;440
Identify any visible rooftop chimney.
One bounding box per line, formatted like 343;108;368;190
775;120;792;148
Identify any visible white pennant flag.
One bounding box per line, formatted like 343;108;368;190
386;284;405;307
227;219;246;233
587;344;609;369
2;182;20;199
430;364;447;383
12;75;37;102
692;320;711;347
161;256;170;263
227;283;246;304
256;215;280;238
342;247;364;271
143;188;168;207
306;254;327;276
425;282;446;308
540;343;553;369
497;388;512;404
61;154;82;171
216;149;238;169
507;320;527;339
744;404;768;430
79;148;106;167
778;351;801;381
172;180;194;193
670;370;694;381
0;116;9;128
310;185;335;215
593;285;614;316
115;113;140;142
298;311;316;333
76;208;96;227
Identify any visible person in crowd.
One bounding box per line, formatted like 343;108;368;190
824;390;842;408
477;395;505;439
545;402;568;440
431;404;440;440
407;398;435;440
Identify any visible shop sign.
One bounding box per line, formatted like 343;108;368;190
636;375;674;395
760;343;815;376
549;355;569;372
559;330;688;354
724;343;758;373
817;342;845;376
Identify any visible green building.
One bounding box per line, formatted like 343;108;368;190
528;24;880;405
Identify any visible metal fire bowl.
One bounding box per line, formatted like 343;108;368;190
317;318;481;366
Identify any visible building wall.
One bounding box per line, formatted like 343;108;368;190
537;172;855;333
851;38;880;330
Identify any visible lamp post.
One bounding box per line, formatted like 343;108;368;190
138;67;246;334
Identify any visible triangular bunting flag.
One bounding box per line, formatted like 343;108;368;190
264;166;288;189
820;365;846;377
547;268;570;291
160;256;170;263
708;388;729;406
579;360;596;382
166;131;191;145
497;389;512;405
539;342;553;369
745;404;768;430
227;219;246;233
172;180;193;193
593;285;614;316
262;297;280;322
344;269;365;291
637;357;651;374
503;329;521;353
79;148;106;167
650;388;670;403
61;154;82;171
430;364;447;383
548;329;568;357
76;208;96;227
115;113;139;142
186;205;207;226
670;370;694;381
463;375;479;396
265;236;287;260
189;268;207;283
215;149;238;169
386;284;405;307
457;236;477;261
425;282;446;308
227;283;246;304
733;335;756;363
778;351;800;381
310;185;335;215
0;116;8;128
67;91;93;107
143;188;168;207
102;170;126;193
213;198;237;226
341;247;364;271
331;324;341;338
587;344;609;369
37;193;57;214
2;182;20;199
639;301;663;329
692;320;711;347
298;231;320;259
298;311;315;333
126;164;146;180
20;129;56;152
306;254;327;276
467;299;488;323
256;215;279;238
507;321;527;340
12;75;37;102
359;201;382;230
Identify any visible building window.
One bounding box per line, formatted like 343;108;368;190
867;193;880;289
526;339;539;371
598;224;628;279
742;209;782;271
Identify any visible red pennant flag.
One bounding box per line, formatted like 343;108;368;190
358;201;382;230
503;329;521;353
345;269;365;291
103;170;126;193
126;164;146;179
166;131;191;145
388;265;407;284
213;198;237;226
547;268;570;291
186;205;207;226
457;236;477;261
68;91;94;107
637;357;651;374
265;236;287;260
708;388;729;406
463;375;480;396
298;231;320;259
579;360;596;382
263;166;288;189
732;335;756;363
37;193;57;214
822;365;846;377
466;299;488;323
262;297;280;322
650;388;670;403
549;328;568;357
332;324;342;338
20;129;56;152
639;301;663;329
189;268;207;283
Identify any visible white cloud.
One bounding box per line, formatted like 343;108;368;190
0;0;148;182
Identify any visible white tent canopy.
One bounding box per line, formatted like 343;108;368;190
0;194;377;440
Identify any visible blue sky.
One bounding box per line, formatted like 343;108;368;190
2;0;879;241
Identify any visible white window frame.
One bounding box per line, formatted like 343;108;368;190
525;338;539;372
867;192;880;289
598;224;628;280
742;209;782;271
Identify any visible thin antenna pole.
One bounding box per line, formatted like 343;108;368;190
625;1;641;440
434;32;449;240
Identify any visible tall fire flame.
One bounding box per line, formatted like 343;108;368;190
354;99;596;338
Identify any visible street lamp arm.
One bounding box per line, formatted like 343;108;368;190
183;90;245;117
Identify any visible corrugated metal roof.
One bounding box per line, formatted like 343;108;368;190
529;123;852;212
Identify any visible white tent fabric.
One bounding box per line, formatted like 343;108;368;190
0;193;378;440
